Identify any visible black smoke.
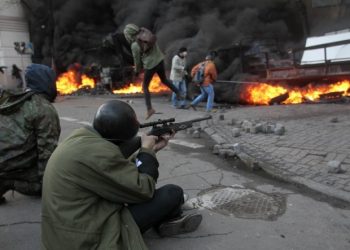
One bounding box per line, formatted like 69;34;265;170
22;0;307;79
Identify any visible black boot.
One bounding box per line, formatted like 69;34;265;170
157;213;202;237
0;180;14;205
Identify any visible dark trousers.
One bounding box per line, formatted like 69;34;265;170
143;61;180;110
128;184;184;233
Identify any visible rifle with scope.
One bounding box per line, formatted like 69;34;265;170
119;116;212;158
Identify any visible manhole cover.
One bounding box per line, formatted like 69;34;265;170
187;186;286;221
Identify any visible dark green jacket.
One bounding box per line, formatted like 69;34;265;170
41;127;159;250
131;42;164;72
123;25;164;72
0;89;60;181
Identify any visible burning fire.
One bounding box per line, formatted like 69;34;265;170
56;70;95;95
244;80;350;105
113;75;169;94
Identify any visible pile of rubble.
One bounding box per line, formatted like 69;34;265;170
200;115;287;167
230;119;286;137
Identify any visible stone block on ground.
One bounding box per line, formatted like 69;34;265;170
192;129;201;138
261;123;275;134
211;134;226;145
274;123;286;136
242;120;255;133
219;149;236;158
254;123;263;133
236;120;243;128
229;118;237;126
212;144;221;155
233;143;242;153
187;128;195;135
328;160;346;174
330;117;339;123
231;128;241;137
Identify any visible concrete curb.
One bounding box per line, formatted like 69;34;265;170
200;122;350;204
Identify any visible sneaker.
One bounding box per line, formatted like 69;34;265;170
0;180;14;205
206;109;217;113
158;213;203;237
188;104;197;111
146;108;156;120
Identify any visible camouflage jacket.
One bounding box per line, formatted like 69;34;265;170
0;89;60;181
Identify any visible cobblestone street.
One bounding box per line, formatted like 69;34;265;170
200;103;350;202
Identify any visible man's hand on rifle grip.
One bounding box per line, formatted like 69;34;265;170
152;130;175;153
141;134;158;150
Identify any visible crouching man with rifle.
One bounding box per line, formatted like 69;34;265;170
41;100;210;250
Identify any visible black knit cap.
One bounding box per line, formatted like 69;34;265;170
179;47;187;53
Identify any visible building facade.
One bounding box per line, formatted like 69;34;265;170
0;1;31;88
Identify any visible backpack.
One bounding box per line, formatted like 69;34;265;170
193;62;207;85
136;27;157;53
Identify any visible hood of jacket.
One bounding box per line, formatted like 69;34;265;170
25;64;57;102
0;89;34;115
123;24;140;44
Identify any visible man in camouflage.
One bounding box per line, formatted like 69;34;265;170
0;64;60;203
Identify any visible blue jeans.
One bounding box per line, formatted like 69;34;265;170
191;84;215;111
171;80;187;107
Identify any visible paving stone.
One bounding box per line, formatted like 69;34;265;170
283;157;299;163
308;150;327;157
325;152;337;161
342;184;350;192
300;155;324;164
289;149;301;156
334;154;348;163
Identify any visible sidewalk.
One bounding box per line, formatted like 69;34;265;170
198;103;350;203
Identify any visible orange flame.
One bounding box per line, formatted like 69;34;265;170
243;80;350;105
113;75;170;94
56;70;95;95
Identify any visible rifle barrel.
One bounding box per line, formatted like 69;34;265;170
171;115;212;132
184;115;212;123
